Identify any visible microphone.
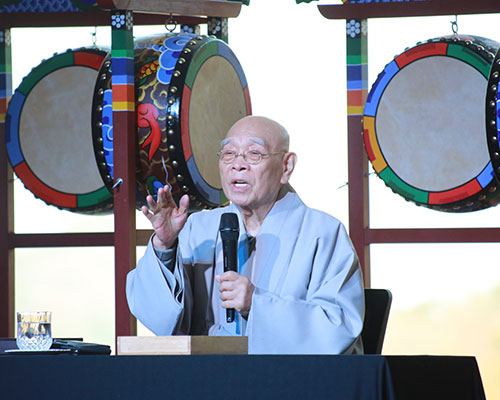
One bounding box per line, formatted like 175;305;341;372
219;212;239;323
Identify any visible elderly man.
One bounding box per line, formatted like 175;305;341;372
126;116;364;354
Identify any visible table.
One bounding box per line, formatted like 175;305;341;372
0;354;485;400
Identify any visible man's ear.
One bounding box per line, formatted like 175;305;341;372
280;152;297;184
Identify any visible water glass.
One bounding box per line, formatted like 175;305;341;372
16;311;53;351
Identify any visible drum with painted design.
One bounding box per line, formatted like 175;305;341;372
5;47;113;213
92;33;252;211
364;35;500;212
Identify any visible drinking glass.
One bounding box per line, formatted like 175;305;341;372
16;311;53;351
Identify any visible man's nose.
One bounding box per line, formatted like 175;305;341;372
231;154;249;169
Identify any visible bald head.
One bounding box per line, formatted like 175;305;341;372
218;115;297;224
222;115;290;152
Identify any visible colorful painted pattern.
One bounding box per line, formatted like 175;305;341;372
0;29;11;124
136;33;197;85
94;33;251;211
364;35;499;212
346;19;368;116
101;88;114;178
0;0;99;12
102;33;198;201
111;11;134;112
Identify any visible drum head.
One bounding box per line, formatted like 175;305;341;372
6;48;112;213
188;54;247;190
364;35;500;212
178;37;251;209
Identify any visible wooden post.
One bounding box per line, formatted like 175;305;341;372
0;28;13;337
111;9;137;340
208;17;228;43
346;18;370;286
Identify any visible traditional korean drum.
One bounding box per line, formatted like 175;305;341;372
364;35;500;212
92;33;251;211
5;48;113;213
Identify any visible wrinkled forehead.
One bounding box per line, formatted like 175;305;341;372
220;136;267;148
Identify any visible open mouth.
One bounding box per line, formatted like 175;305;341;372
232;179;249;188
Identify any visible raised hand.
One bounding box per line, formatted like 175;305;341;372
141;185;189;250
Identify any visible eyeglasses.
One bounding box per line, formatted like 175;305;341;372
216;150;286;165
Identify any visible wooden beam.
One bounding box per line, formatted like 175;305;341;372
366;228;500;244
319;0;500;20
108;0;242;18
111;9;137;339
7;227;500;248
0;28;13;337
346;19;370;287
0;12;206;28
136;229;154;246
8;230;152;248
9;233;114;248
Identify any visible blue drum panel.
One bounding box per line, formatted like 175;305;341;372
5;92;25;166
364;60;399;117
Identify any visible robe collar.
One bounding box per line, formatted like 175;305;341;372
227;184;305;292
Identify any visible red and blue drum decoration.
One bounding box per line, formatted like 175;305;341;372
92;33;252;211
5;47;113;213
364;35;500;212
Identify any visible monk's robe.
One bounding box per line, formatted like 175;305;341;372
127;186;365;354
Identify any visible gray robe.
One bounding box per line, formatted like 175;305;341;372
126;187;365;354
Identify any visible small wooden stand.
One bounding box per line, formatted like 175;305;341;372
117;336;248;355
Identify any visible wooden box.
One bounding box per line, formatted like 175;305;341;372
117;336;248;355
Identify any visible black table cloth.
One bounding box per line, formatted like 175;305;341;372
0;354;486;400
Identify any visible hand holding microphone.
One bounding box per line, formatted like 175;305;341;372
218;213;256;321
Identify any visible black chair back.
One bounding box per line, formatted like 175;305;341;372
361;288;392;354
